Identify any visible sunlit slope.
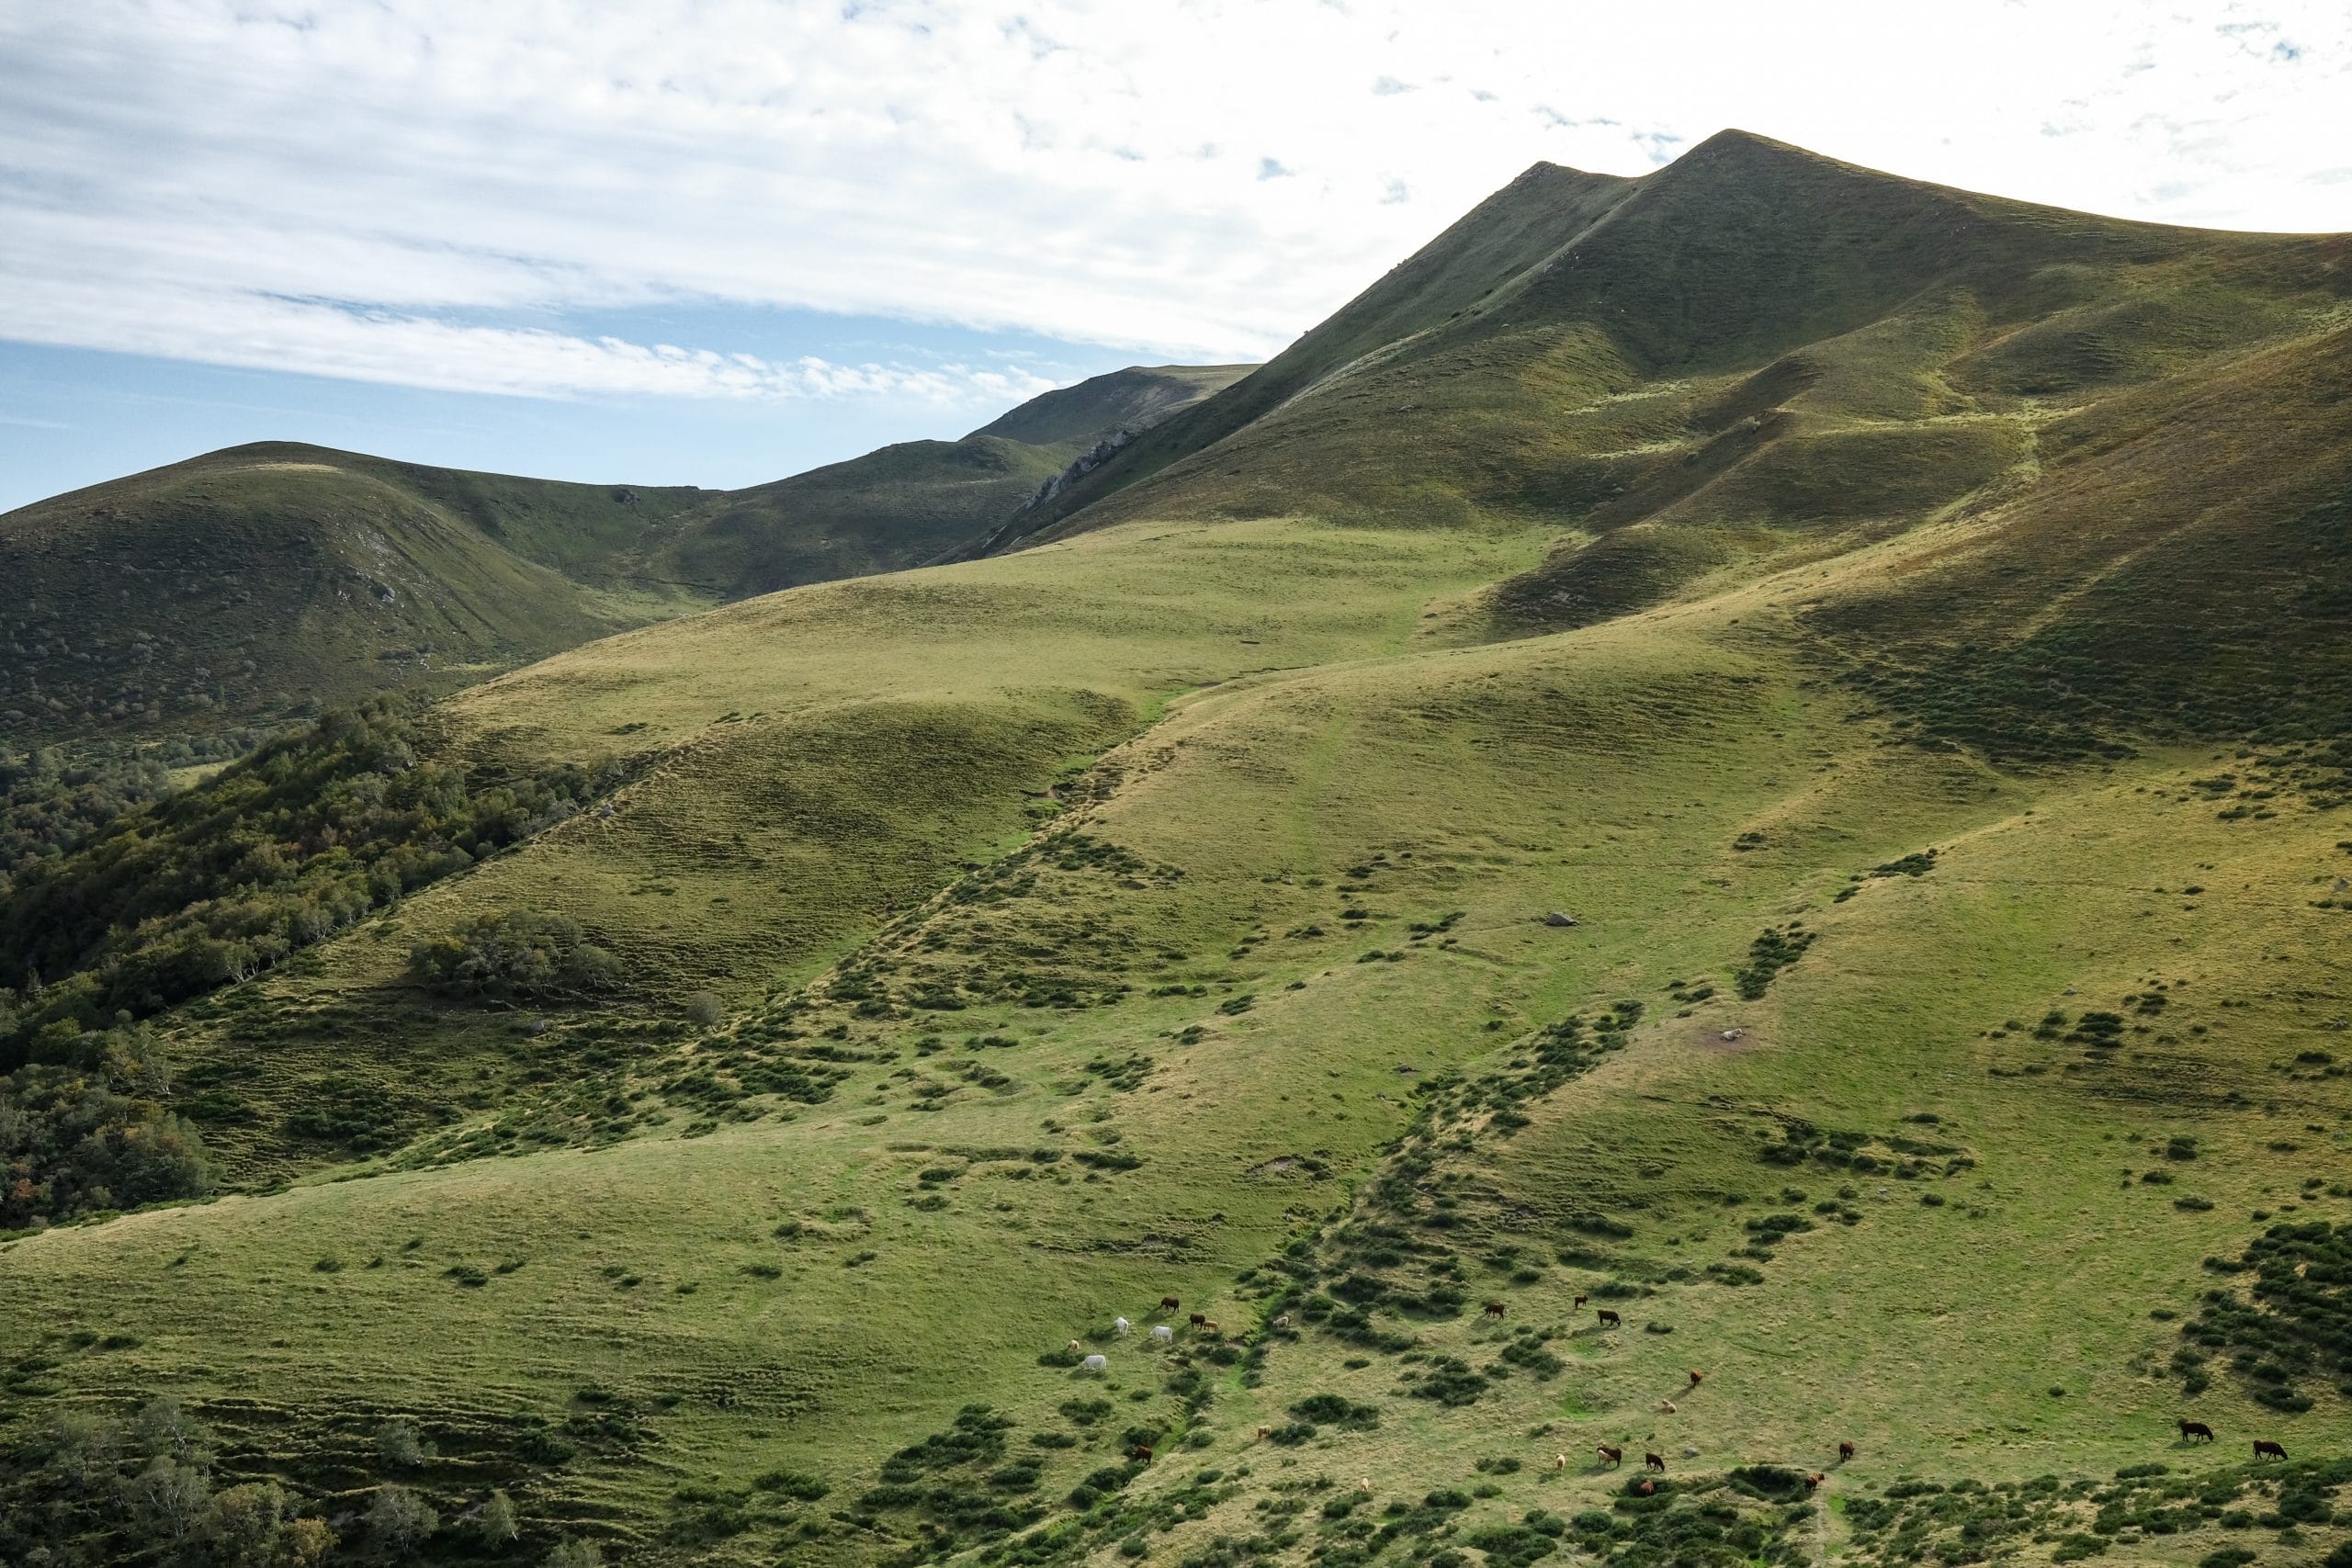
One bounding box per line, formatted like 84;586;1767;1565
7;510;2349;1562
131;516;1555;1180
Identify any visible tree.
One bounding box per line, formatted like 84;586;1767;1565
121;1455;212;1543
376;1417;430;1469
546;1540;605;1568
368;1483;439;1557
480;1487;521;1551
133;1394;209;1466
200;1480;289;1566
408;910;624;1001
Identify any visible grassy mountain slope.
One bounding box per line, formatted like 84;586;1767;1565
0;367;1249;748
971;366;1258;449
999;135;2346;659
3;137;2351;1568
0;442;704;739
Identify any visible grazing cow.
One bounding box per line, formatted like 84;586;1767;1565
1357;1478;1373;1494
1838;1441;1856;1463
1189;1313;1207;1328
1806;1472;1826;1492
1271;1313;1292;1329
2178;1418;2214;1442
1199;1319;1220;1336
1129;1444;1155;1465
1574;1293;1589;1310
1637;1479;1656;1496
1067;1339;1083;1354
1150;1325;1174;1343
1553;1454;1567;1472
1687;1370;1703;1389
2255;1439;2288;1461
1114;1316;1131;1337
1657;1400;1677;1415
1645;1452;1666;1473
1080;1354;1108;1373
1255;1425;1272;1441
1483;1301;1507;1319
1597;1445;1623;1469
1597;1308;1623;1328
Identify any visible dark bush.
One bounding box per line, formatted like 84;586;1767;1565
409;909;624;1001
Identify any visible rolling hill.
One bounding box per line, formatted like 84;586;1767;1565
2;131;2350;1568
0;364;1250;746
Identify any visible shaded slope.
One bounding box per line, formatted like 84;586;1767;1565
969;362;1253;447
0;442;700;739
661;364;1254;596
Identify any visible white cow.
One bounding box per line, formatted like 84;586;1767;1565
1150;1325;1174;1344
1114;1316;1132;1337
1080;1354;1108;1373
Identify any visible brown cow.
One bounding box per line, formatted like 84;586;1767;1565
1838;1440;1856;1463
1644;1452;1666;1473
1597;1308;1623;1327
1597;1444;1623;1469
1199;1319;1220;1336
1483;1301;1507;1319
2178;1418;2214;1442
1574;1293;1589;1310
1255;1425;1272;1441
1188;1313;1207;1328
2255;1439;2288;1461
1806;1472;1826;1492
1687;1370;1703;1389
1553;1453;1567;1472
1636;1479;1656;1496
1161;1295;1181;1312
1129;1444;1156;1465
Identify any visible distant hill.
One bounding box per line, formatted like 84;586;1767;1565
0;362;1250;743
654;367;1252;599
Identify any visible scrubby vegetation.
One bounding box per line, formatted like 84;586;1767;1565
0;697;628;1058
1;1026;212;1230
2175;1222;2352;1411
0;731;270;892
408;909;624;1001
0;1396;335;1567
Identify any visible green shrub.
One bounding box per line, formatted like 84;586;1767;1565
409;909;624;1001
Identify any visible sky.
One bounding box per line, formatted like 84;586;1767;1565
3;0;2348;513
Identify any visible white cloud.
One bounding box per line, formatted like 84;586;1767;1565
0;0;2347;400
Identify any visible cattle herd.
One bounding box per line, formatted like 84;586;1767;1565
1073;1298;2289;1484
